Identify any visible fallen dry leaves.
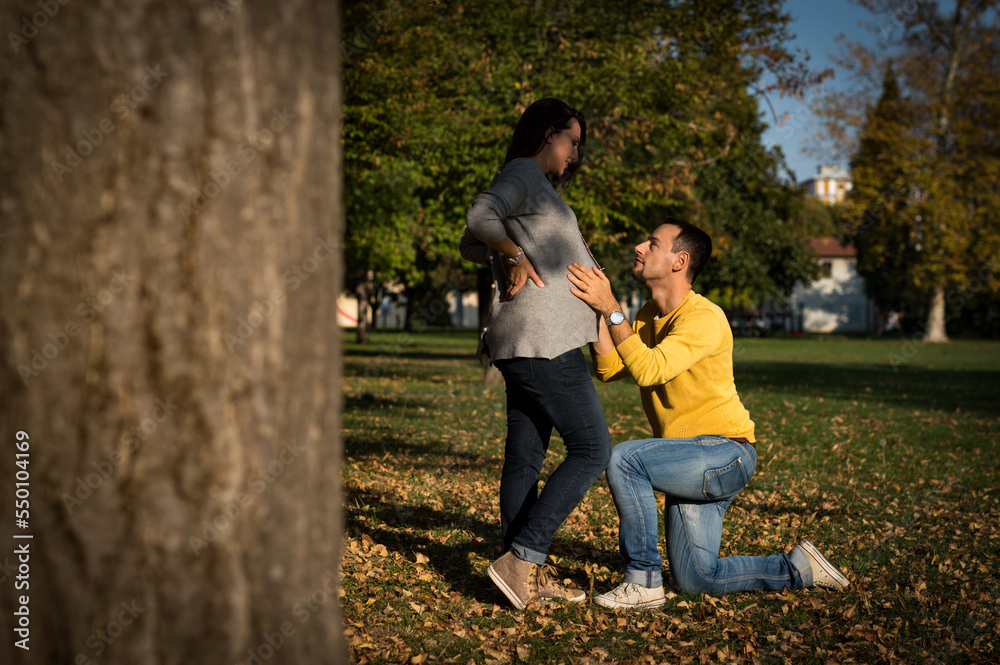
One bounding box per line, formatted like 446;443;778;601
340;337;1000;663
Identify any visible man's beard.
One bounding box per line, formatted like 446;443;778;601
631;265;646;284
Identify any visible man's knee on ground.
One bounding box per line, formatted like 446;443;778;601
675;574;717;595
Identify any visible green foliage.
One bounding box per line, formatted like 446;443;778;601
343;0;830;316
846;63;927;311
693;135;821;309
797;196;843;239
828;1;1000;325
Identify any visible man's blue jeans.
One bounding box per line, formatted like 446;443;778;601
606;436;812;593
494;349;612;565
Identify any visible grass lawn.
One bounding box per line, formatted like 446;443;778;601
341;330;1000;664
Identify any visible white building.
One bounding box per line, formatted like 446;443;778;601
802;165;852;204
336;288;480;329
793;238;874;333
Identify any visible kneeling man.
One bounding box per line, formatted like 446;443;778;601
568;218;850;609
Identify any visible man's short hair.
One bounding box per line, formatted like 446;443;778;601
663;217;712;283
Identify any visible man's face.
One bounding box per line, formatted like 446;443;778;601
632;224;681;284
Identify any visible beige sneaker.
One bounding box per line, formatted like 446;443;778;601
798;539;850;590
537;564;585;603
488;551;539;610
594;582;665;610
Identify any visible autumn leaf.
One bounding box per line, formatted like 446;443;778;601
341;329;1000;664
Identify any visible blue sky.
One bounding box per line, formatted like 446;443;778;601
761;0;883;183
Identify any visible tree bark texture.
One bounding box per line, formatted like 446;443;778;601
0;1;346;663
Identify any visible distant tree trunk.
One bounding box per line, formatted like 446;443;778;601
370;282;383;331
404;285;415;332
0;2;346;664
483;363;504;385
477;268;493;331
356;270;373;343
477;268;503;385
924;285;950;343
919;4;962;347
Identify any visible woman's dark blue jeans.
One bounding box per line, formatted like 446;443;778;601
493;348;611;564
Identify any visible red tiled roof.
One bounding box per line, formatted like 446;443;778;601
810;237;857;257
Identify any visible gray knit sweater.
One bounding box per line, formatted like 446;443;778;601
460;158;600;361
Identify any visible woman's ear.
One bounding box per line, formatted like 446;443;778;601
544;127;555;143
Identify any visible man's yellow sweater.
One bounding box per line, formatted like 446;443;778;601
593;291;755;442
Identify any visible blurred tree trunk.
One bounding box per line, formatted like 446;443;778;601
355;270;373;343
0;1;345;664
477;269;503;385
482;361;504;385
404;285;415;332
924;285;949;343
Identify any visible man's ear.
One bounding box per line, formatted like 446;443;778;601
673;251;689;273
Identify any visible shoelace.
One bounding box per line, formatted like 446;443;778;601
539;565;582;592
536;564;556;588
612;582;643;598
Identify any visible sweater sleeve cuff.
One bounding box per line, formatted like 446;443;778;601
615;334;646;365
593;349;624;379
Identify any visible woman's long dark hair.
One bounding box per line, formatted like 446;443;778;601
504;98;586;191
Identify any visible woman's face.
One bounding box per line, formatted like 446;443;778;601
538;118;581;176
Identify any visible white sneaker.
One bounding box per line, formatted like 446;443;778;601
798;539;850;590
594;582;665;609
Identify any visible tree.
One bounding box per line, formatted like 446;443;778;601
818;0;1000;341
342;1;503;342
0;2;346;663
797;196;844;240
343;0;830;341
693;139;822;311
846;63;927;315
669;0;827;310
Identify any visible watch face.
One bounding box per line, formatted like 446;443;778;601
609;311;625;325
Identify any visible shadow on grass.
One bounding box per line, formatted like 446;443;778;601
343;393;437;412
345;349;477;361
344;485;619;605
344;431;508;604
736;362;1000;417
345;425;620;603
742;493;850;522
343;358;484;383
343;433;498;472
345;486;498;602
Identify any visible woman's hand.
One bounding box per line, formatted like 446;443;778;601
505;256;545;300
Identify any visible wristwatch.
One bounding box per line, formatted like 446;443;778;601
605;311;626;326
506;247;524;265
